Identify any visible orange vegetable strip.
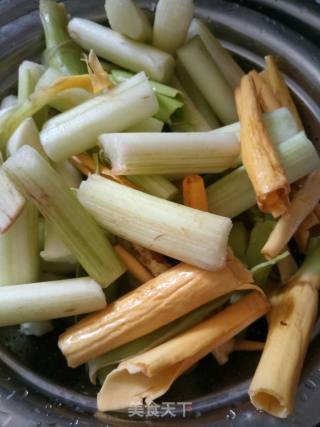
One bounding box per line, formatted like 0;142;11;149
182;174;208;212
250;70;281;113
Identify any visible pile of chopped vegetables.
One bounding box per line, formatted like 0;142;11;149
0;0;320;419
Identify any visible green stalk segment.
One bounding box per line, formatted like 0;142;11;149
177;36;237;124
4;146;126;288
39;0;87;75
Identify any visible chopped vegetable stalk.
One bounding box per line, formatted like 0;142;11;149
4;146;125;287
111;69;180;98
78;175;232;270
100;131;240;175
122;241;171;276
186;18;244;89
97;291;269;411
114;244;152;284
41;73;159;162
152;0;194;54
35;68;92;112
89;295;229;384
111;69;183;123
262;170;320;259
264;55;303;130
182;175;208;212
68;18;175;83
0;277;106;326
175;60;220;129
215;107;298;149
54;160;82;189
154;94;183;123
0;202;39;285
249;238;320;418
20;321;54;337
228;221;248;265
7;118;47;159
177;37;237;124
39;0;87;75
126;175;178;200
18;61;45;103
126;118;164;133
0;74;93;151
105;0;152;43
249;70;281;113
40;219;77;264
58;256;254;368
41;160;82;266
207;132;320;218
0;167;25;233
237;74;290;218
170;76;211;132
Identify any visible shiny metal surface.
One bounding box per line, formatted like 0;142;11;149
0;1;320;426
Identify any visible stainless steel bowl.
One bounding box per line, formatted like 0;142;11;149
0;1;320;426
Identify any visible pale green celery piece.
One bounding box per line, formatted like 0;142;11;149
170;76;211;132
39;0;87;75
35;68;92;112
127;175;178;200
0;277;106;326
126;117;164;133
111;69;183;122
40;219;77;264
40;73;159;162
155;94;183;123
0;203;39;286
152;0;194;54
20;320;53;337
4;146;125;288
216;107;298;149
18;61;45;103
0;166;25;233
228;221;248;265
176;60;220;129
53;160;82;189
100;131;240;175
246;220;276;286
77;175;232;271
186;19;244;89
1;96;18;110
111;70;180;98
207;132;320;218
89;295;229;384
105;0;152;43
251;251;290;288
42;160;82;267
177;37;237;124
68;18;175;82
7;118;47;159
17;60;47;127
